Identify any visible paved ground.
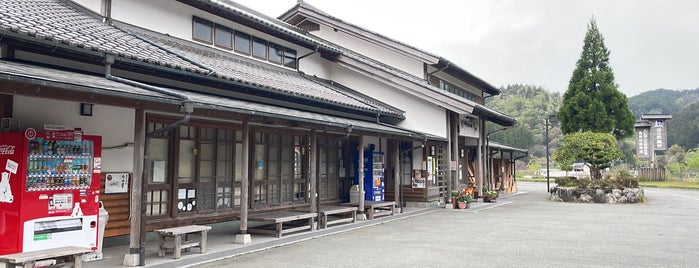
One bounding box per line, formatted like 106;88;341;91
194;182;699;268
88;182;699;267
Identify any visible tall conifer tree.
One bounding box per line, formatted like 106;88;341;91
558;17;634;139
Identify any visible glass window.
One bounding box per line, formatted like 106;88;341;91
268;42;283;64
148;138;169;184
283;47;297;68
193;17;213;43
214;25;233;49
252;37;267;59
234;31;251;55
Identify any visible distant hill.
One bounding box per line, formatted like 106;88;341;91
485;85;699;164
628;88;699;116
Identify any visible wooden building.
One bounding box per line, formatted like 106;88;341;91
0;0;526;265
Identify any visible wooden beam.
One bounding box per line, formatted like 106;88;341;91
128;109;144;258
357;135;365;218
393;140;400;212
309;130;318;216
239;121;250;234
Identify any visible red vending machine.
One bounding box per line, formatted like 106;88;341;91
0;128;102;255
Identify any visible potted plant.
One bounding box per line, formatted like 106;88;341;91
451;190;461;207
456;191;473;209
483;190;499;202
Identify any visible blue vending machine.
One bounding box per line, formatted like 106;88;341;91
364;150;384;201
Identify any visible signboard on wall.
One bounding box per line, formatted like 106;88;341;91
105;173;129;194
651;120;667;151
635;127;650;158
459;115;479;138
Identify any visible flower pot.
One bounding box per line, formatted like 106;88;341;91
457;202;467;209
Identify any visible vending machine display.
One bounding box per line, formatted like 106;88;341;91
0;129;102;255
361;151;384;202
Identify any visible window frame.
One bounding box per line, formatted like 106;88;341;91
234;31;252;55
214;24;234;50
192;17;213;44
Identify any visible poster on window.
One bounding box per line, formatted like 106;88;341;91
427;157;435;183
412;170;425;188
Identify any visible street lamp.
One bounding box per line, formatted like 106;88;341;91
546;114;557;192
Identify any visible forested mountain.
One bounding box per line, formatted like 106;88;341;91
485;84;562;160
628;88;699;115
485;85;699;165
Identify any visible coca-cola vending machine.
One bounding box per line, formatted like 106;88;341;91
0;128;102;255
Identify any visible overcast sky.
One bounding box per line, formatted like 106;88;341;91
234;0;698;97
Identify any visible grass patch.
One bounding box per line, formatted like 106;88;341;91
639;181;699;190
517;176;548;182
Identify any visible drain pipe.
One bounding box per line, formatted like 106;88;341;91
103;54;193;266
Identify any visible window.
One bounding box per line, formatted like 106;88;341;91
192;18;298;68
234;31;251;55
145;116;243;217
252;37;268;59
214;25;233;49
268;42;283;64
193;17;213;43
283;47;297;69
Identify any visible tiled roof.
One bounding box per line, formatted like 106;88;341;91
118;23;404;118
0;0;403;119
0;60;418;138
0;0;208;74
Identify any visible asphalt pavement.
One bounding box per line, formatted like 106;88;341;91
88;182;699;267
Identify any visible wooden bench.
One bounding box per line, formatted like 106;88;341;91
342;201;396;220
295;206;358;229
247;211;317;238
0;246;91;268
154;225;211;259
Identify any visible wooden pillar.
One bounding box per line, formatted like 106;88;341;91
357;135;365;220
309;130;318;216
477;117;484;197
452;114;459;191
235;122;251;244
445;113;452;205
240;122;250;234
393;140;400;213
124;109;144;266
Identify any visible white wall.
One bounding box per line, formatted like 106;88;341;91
313;23;424;78
331;65;447;138
12;96;135;173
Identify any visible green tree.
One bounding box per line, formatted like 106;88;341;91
558;17;635;139
553;131;623;179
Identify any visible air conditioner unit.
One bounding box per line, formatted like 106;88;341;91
1;118;19;132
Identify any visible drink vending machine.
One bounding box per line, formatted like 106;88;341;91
0;129;102;255
362;150;384;202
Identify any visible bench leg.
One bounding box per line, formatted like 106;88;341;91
309;217;316;231
351;210;357;223
174;234;182;259
276;222;283;238
157;234;166;257
184;233;191;253
368;207;375;220
73;254;83;268
200;231;208;253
